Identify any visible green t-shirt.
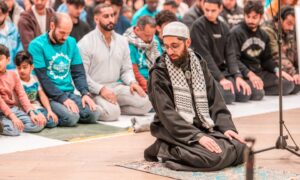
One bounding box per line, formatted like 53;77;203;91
28;33;83;92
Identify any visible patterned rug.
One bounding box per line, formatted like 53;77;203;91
117;160;300;180
36;123;131;141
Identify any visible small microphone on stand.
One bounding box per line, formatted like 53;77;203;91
244;137;255;180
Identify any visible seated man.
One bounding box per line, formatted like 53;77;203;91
144;22;246;171
229;1;296;95
190;0;258;104
28;13;100;127
220;0;243;29
155;10;177;46
66;0;91;42
78;4;152;121
182;0;204;29
124;16;162;92
261;6;300;94
131;0;159;26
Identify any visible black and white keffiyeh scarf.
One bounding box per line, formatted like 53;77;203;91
165;49;215;130
124;27;161;69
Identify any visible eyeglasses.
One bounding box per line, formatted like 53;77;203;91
164;43;183;52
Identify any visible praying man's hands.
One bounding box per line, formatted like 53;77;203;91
224;130;245;144
235;77;252;96
82;95;97;111
220;78;235;94
248;71;264;90
100;86;117;104
130;82;146;97
199;136;222;153
63;98;79;113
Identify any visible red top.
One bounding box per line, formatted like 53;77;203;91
0;71;34;117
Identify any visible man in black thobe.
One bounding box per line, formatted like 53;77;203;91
144;21;246;171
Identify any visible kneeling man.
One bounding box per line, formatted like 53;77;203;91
144;22;246;171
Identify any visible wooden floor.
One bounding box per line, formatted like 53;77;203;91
0;109;300;180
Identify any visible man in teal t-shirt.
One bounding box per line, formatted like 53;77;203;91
28;13;100;127
124;16;162;92
131;0;159;26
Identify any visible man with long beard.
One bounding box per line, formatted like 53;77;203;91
78;4;152;121
28;13;100;127
144;21;246;171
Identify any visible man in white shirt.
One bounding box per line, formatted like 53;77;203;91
78;4;152;121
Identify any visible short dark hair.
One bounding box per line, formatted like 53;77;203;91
66;0;85;7
244;0;264;15
155;10;177;27
50;13;60;26
0;44;9;58
110;0;123;7
14;51;33;66
94;4;112;15
163;0;178;8
0;1;9;14
136;16;156;29
203;0;222;7
274;6;295;22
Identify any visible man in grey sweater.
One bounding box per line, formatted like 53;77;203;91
78;4;152;121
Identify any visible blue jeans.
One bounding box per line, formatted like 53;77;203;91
38;108;58;128
0;106;45;136
50;93;100;127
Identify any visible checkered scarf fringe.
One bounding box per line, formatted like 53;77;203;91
124;27;161;69
165;49;215;130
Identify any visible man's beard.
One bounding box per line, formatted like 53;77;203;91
52;29;65;45
170;47;189;67
100;22;115;31
246;23;259;31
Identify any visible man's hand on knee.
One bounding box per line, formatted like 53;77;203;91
224;130;245;144
82;95;97;111
100;87;117;104
199;136;222;153
63;99;79;113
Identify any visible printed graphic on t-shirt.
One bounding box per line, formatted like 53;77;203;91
48;53;71;80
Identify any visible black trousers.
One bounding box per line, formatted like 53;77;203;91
259;71;298;95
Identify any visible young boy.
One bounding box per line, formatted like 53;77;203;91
0;44;46;136
15;51;59;128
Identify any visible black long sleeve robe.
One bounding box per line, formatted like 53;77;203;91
145;53;245;171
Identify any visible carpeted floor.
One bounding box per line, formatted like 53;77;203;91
36;123;131;141
117;160;300;180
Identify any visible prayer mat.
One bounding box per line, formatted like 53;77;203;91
117;160;300;180
36;123;131;142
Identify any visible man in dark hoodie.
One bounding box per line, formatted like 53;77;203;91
229;0;296;95
220;0;243;28
190;0;260;104
18;0;55;50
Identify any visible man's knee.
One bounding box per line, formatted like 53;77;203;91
135;96;152;115
58;112;80;127
251;89;265;100
98;104;121;121
79;108;101;124
282;80;295;95
235;91;251;102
